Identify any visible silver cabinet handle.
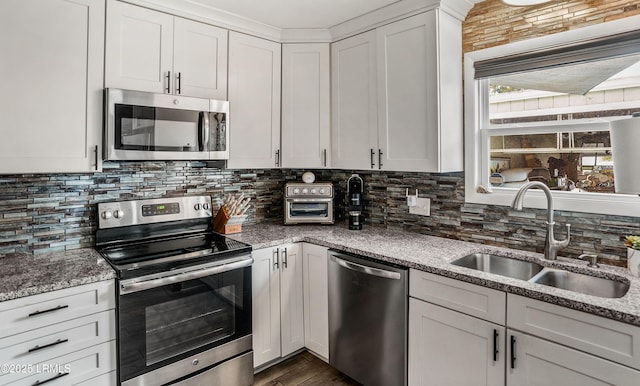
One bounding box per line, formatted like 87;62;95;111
330;255;401;280
176;72;182;94
120;257;253;295
273;248;279;270
378;149;383;169
28;338;68;353
275;149;280;167
282;247;288;269
165;71;171;93
370;148;375;169
32;372;69;385
93;145;99;171
28;305;69;317
323;149;327;167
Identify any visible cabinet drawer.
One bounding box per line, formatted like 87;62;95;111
507;294;640;370
0;340;116;386
0;281;115;338
409;269;506;325
0;310;115;365
74;370;116;386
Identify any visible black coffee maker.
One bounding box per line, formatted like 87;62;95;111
347;174;364;230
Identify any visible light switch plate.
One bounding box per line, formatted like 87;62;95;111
409;197;430;216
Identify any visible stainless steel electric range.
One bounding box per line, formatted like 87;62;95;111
95;196;253;386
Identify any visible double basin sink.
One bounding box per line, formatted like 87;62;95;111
451;253;629;298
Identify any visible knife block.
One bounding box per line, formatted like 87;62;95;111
213;206;247;234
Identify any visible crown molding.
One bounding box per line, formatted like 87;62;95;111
280;29;333;43
117;0;480;43
122;0;283;41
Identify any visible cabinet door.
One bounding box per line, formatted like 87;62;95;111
251;247;281;368
227;32;281;169
376;12;438;172
105;0;173;94
409;298;505;386
173;18;228;99
0;0;103;173
279;244;305;357
331;31;379;170
507;330;640;386
302;244;329;360
281;44;330;168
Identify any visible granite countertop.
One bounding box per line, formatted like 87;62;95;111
0;248;116;302
228;222;640;327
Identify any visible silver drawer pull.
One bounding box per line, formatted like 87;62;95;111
28;338;69;353
32;372;69;385
28;305;69;317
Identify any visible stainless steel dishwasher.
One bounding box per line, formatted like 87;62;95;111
328;250;408;386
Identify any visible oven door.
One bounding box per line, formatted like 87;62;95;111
285;198;334;224
117;257;252;385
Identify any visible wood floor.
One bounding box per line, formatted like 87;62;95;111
253;351;361;386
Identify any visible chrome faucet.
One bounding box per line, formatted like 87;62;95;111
511;181;571;260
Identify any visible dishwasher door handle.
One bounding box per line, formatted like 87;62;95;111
330;255;402;280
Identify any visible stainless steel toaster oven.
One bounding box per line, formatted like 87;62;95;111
284;182;334;225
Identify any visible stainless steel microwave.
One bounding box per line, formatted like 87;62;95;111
104;88;229;161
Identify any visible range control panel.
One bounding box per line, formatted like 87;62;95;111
97;196;212;229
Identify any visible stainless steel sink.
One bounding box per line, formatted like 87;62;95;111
450;253;544;281
531;269;629;298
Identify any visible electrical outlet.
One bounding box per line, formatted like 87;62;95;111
409;197;430;216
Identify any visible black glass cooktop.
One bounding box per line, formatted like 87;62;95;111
98;232;252;279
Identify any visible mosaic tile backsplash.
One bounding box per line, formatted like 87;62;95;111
1;163;639;266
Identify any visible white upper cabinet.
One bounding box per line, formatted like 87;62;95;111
331;31;378;170
281;44;331;168
227;32;281;169
332;10;463;172
105;1;172;95
105;0;227;99
173;17;228;99
377;10;462;172
0;0;104;174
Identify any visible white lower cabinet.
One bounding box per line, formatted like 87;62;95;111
252;244;304;368
302;243;329;360
408;270;640;386
0;281;116;386
507;329;640;386
408;270;506;386
409;298;505;386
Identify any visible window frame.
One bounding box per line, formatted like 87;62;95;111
464;15;640;217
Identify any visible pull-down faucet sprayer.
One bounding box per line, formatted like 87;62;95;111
511;181;571;260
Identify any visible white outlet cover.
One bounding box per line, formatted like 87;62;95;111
409;197;430;216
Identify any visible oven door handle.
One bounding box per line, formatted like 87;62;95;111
119;257;253;295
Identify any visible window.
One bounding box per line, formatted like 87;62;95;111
464;16;640;217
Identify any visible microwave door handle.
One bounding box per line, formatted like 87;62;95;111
198;112;210;151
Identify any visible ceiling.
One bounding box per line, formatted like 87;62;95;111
187;0;403;29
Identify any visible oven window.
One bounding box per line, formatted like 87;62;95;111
118;267;251;382
115;104;202;152
289;202;329;217
144;284;235;365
